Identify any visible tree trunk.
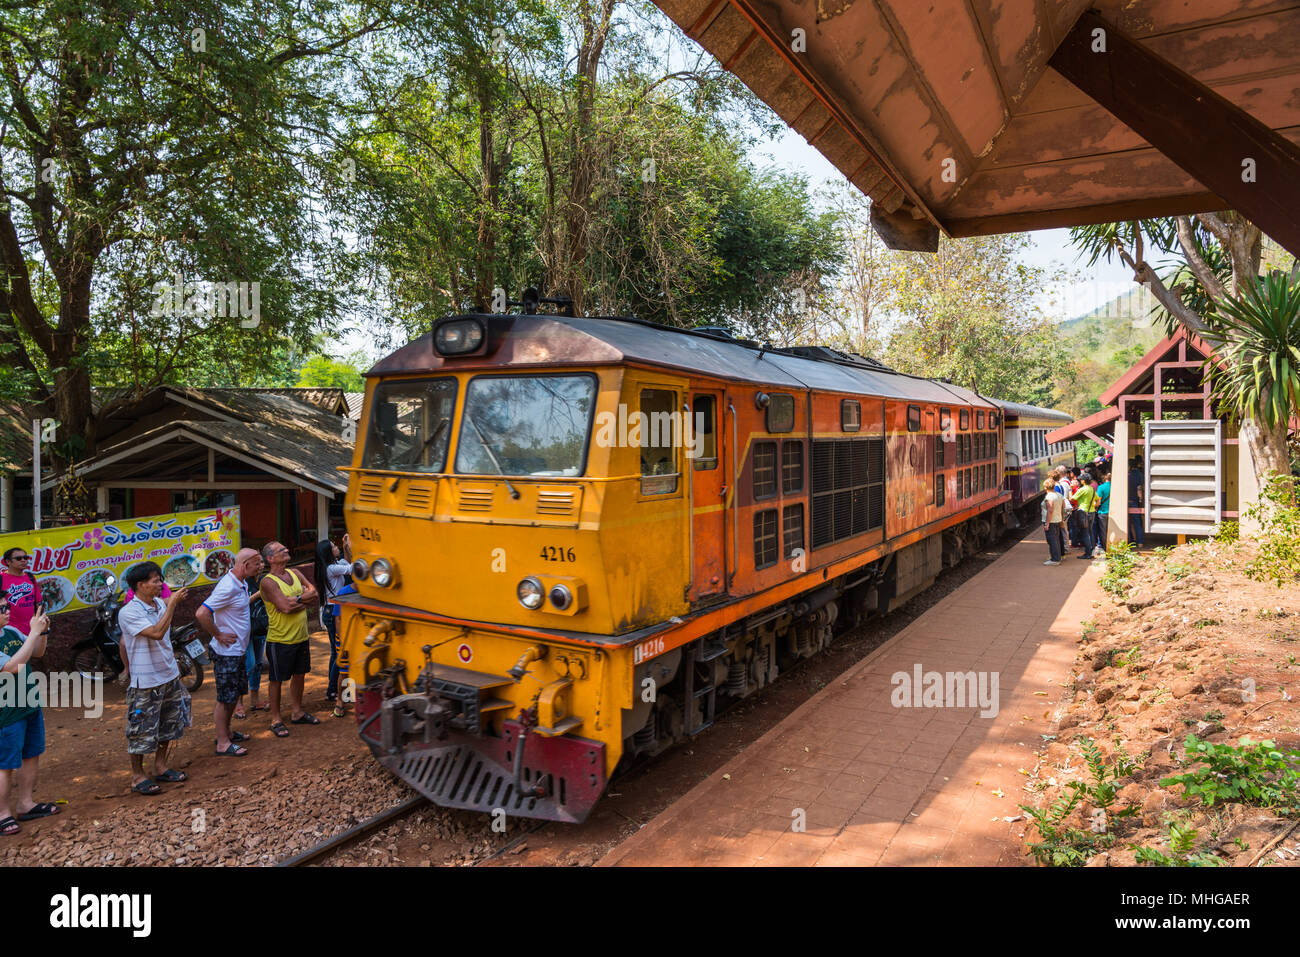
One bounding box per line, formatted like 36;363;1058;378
1239;416;1292;490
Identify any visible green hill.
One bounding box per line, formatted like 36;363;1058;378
1054;286;1166;418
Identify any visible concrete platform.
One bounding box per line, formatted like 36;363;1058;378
598;533;1106;866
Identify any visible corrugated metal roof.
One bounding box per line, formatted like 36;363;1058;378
372;314;1002;407
344;392;364;419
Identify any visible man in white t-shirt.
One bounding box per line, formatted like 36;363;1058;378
119;562;191;795
195;548;261;756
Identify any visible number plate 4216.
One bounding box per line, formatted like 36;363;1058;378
633;636;665;664
540;545;575;562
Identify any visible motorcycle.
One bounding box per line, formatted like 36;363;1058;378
70;575;208;692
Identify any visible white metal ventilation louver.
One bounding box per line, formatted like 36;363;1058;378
1145;420;1221;536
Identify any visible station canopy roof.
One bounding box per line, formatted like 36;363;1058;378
653;0;1300;252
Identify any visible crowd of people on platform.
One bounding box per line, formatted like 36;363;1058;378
0;534;356;829
1040;455;1116;566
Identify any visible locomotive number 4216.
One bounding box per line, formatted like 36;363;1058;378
540;545;576;562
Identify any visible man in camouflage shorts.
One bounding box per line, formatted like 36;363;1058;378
119;562;191;794
126;680;192;759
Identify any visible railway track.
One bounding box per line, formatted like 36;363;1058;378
278;795;428;867
277;794;550;867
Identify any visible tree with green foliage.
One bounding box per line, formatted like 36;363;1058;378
1070;215;1298;485
877;233;1072;406
0;0;388;453
296;354;366;391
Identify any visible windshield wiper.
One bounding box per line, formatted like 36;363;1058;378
466;414;521;499
403;416;449;466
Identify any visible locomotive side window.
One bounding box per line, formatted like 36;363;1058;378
935;432;945;468
692;395;717;470
936;475;945;507
841;399;861;432
976;410;985;429
782;504;804;558
753;509;779;569
781;441;803;493
767;394;795;433
907;404;921;432
365;377;458;473
940;408;951;433
959;409;970;430
752;442;778;499
637;387;679;494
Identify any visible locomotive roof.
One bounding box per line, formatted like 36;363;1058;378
371;313;1002;409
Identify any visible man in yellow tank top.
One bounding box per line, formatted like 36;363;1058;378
259;542;320;737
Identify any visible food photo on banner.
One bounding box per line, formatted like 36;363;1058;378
0;508;242;617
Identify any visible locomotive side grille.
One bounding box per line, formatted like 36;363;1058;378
404;483;434;511
357;478;383;504
458;486;494;511
811;437;885;549
536;488;576;515
812;441;834;493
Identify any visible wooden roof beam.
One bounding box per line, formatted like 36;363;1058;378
1049;10;1300;258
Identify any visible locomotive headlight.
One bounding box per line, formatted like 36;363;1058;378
434;318;485;355
351;559;370;581
517;577;544;610
371;558;397;588
548;583;573;611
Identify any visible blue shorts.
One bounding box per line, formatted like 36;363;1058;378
0;710;45;769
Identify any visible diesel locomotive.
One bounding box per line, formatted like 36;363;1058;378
336;308;1073;823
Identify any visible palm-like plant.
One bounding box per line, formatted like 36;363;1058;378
1202;271;1300;435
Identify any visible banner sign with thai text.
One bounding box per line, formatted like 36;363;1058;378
0;508;241;614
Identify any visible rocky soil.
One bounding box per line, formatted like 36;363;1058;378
1020;537;1300;866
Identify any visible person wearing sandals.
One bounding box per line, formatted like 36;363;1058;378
260;541;319;737
195;548;261;757
0;602;54;836
119;562;191;795
313;534;352;718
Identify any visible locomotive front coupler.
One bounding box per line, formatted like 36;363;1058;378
512;705;550;799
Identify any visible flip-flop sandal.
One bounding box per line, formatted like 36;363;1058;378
0;816;19;836
290;713;320;725
132;778;162;795
215;743;248;756
270;723;290;738
233;710;247;720
331;706;347;718
17;802;61;820
250;703;270;712
229;731;250;742
154;769;187;783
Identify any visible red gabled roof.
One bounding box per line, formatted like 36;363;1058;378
1046;405;1120;445
1098;326;1218;407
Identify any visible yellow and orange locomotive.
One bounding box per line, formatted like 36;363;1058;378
337;306;1065;822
